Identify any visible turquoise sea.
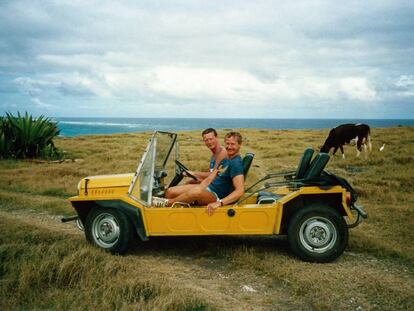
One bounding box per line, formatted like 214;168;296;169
54;118;414;137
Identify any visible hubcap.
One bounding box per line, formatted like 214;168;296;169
92;213;120;248
299;216;337;253
76;218;85;231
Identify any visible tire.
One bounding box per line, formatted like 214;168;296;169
85;207;133;254
287;205;348;263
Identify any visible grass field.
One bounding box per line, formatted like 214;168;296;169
1;127;413;310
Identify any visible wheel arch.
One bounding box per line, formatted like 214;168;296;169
280;193;346;235
71;200;148;241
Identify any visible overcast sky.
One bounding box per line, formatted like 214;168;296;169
1;0;413;118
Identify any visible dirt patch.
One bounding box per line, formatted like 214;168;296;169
0;209;82;237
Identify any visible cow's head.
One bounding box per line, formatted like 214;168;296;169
320;128;336;153
320;144;331;153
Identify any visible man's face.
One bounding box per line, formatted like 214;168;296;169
203;132;218;150
224;136;240;158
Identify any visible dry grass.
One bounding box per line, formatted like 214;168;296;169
1;127;413;310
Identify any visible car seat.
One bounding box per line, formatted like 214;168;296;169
242;152;255;179
294;147;314;179
302;152;330;181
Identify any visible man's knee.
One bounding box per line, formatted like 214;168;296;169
165;187;175;198
188;185;203;197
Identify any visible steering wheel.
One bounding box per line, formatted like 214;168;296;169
168;160;198;188
175;160;198;180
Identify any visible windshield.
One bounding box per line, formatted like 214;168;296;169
155;131;177;170
128;131;177;205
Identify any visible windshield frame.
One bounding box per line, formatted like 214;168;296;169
128;131;177;206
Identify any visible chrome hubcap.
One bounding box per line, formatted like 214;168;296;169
299;216;337;253
92;213;120;248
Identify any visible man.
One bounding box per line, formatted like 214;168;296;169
153;132;245;216
186;128;227;182
164;128;227;198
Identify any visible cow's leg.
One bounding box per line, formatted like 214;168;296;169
368;134;372;151
354;136;360;157
356;137;363;157
363;140;368;159
339;145;345;159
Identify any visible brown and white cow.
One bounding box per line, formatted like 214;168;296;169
320;123;372;158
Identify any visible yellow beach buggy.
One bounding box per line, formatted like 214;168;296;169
66;131;366;262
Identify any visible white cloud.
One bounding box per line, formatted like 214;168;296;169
1;1;413;117
31;97;52;108
14;73;110;98
148;66;378;103
339;77;378;101
395;75;414;97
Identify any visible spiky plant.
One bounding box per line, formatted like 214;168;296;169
0;112;61;159
0;116;13;158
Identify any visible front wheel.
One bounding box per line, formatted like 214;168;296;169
85;207;133;254
287;205;348;263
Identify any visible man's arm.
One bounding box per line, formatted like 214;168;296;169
206;175;244;216
220;175;244;205
187;149;227;180
212;148;228;170
199;169;219;187
186;170;210;181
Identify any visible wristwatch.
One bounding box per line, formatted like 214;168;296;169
219;199;224;206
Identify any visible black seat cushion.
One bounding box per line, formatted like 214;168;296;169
242;153;254;178
295;148;314;179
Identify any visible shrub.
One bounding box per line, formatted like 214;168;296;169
0;112;61;159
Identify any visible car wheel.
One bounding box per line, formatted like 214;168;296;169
85;207;133;254
287;204;348;263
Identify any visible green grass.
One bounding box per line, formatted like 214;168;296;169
1;127;413;310
0;217;214;311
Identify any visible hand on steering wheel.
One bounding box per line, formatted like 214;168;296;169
175;160;198;181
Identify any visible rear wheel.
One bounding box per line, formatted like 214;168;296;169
85;207;133;254
288;205;348;262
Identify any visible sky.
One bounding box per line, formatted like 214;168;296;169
0;0;413;119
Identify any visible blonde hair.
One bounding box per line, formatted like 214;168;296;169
224;131;242;144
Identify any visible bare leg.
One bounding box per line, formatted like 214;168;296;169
168;185;217;206
165;184;197;199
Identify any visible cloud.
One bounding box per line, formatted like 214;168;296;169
0;1;413;118
13;74;104;97
31;97;52;108
395;75;414;97
339;78;378;101
148;66;378;103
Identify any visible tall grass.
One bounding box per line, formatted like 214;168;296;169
0;112;60;159
0;127;413;310
0;217;213;311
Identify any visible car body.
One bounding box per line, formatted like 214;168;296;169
67;131;367;262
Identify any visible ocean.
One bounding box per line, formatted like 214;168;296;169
54;117;414;137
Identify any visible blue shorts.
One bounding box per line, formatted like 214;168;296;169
206;186;220;201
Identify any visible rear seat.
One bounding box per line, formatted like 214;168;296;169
256;151;330;204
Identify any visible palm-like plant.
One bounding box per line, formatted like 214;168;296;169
0;112;61;159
